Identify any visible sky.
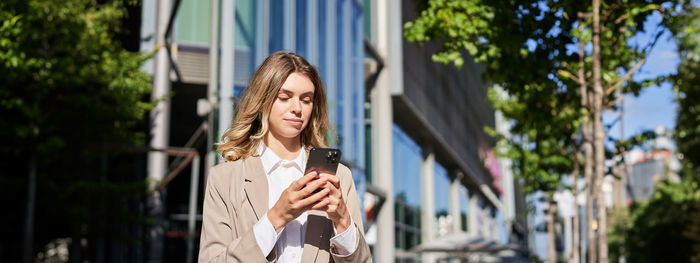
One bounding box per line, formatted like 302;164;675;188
603;11;679;142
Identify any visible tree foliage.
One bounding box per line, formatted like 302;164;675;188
608;176;700;263
405;0;683;261
0;0;153;260
671;2;700;171
404;0;676;192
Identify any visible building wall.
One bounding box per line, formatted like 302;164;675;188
367;0;509;262
170;0;368;187
397;0;497;192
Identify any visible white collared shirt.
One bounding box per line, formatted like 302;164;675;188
252;143;357;262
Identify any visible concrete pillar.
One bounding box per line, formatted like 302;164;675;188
205;0;220;182
146;0;172;261
421;148;436;263
217;0;236;163
564;215;573;260
372;0;402;261
468;191;481;238
421;148;436;240
449;171;463;233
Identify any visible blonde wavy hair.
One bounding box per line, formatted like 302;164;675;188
217;51;330;161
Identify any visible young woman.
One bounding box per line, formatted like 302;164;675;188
198;51;371;263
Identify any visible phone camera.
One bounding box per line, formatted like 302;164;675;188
326;151;339;163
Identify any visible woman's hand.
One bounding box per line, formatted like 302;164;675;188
316;173;352;234
267;171;331;232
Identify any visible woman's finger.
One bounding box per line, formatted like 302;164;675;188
301;187;330;208
322;181;342;198
300;176;328;196
310;198;330;210
293;171;318;190
320;173;340;189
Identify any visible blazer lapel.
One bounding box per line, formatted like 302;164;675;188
243;156;269;221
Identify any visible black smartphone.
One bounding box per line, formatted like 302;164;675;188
304;147;342;175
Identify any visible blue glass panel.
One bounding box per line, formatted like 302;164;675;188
392;124;422;207
393;124;423;250
352;2;364;168
434;162;450;215
269;0;285;52
234;85;245;97
336;0;345;150
317;0;327;85
295;0;308;57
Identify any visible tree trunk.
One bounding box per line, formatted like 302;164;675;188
575;21;587;263
577;20;597;263
592;0;609;261
572;156;581;263
23;157;37;263
585;114;596;263
548;199;558;263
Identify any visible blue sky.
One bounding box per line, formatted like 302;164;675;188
603;11;679;142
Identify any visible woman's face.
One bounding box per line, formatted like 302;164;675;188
267;72;315;141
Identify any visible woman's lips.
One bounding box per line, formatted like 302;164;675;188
284;119;303;127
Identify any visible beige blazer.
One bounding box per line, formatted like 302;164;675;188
198;155;372;262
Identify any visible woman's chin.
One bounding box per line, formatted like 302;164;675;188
277;130;302;140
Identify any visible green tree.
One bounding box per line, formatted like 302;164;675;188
672;2;700;172
404;0;681;262
0;0;154;261
407;1;584;261
607;177;700;263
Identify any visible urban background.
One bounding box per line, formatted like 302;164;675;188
2;0;699;262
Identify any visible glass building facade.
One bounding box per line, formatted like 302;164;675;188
165;0;367;259
174;0;367;193
392;124;422;254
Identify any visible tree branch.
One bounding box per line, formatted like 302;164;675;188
605;58;646;96
606;94;625;109
558;69;581;84
614;13;628;25
577;12;591;20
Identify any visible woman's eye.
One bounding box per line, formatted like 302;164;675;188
278;96;289;101
302;98;312;104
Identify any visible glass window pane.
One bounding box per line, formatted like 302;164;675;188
460;185;469;231
295;0;308;57
175;0;210;44
317;0;326;76
392;124;422;251
434;162;450;237
269;0;285;52
235;0;256;48
336;0;345;151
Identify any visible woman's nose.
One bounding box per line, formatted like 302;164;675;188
290;98;301;113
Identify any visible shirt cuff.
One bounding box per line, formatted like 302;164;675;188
329;217;358;256
253;212;283;257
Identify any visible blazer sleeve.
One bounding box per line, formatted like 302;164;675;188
330;166;372;263
198;166;275;263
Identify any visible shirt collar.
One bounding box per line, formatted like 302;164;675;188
257;142;306;175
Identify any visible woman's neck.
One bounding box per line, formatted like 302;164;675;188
263;133;302;160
